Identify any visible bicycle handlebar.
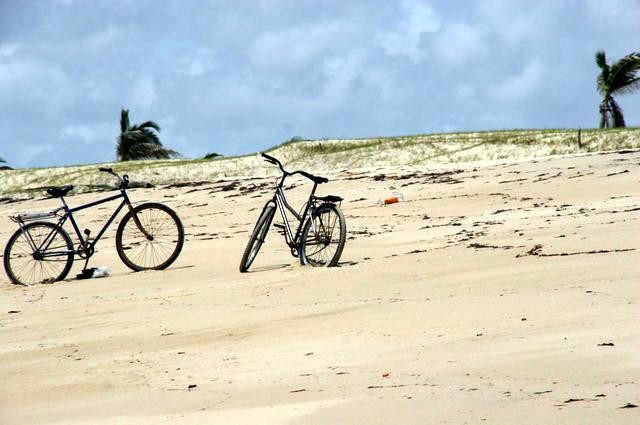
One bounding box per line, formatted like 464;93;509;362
295;170;328;184
98;167;129;189
261;152;281;165
260;152;328;184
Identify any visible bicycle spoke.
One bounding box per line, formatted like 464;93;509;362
118;205;182;270
6;223;72;285
302;206;344;267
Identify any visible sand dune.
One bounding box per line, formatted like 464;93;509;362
2;128;639;200
0;150;638;424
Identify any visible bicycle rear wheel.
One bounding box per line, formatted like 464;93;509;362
116;203;184;271
239;203;275;272
3;222;74;286
300;203;346;267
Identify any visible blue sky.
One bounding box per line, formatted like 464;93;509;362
1;0;638;168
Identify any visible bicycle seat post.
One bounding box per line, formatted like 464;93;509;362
59;195;70;211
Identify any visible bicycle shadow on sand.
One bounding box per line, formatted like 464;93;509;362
245;263;291;273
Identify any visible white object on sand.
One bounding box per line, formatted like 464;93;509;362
92;266;111;278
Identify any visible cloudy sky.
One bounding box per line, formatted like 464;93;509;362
1;0;638;168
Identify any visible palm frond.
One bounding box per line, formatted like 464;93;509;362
595;50;607;69
120;109;130;133
134;120;161;132
128;143;179;160
116;110;179;161
135;128;161;145
595;50;610;95
608;52;640;95
613;76;640;95
596;50;639;127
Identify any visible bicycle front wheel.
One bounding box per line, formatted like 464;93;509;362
116;203;184;271
4;221;74;286
300;203;346;267
239;203;275;272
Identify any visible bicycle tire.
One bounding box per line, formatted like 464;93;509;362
300;203;346;267
4;221;74;286
239;203;275;272
116;203;184;271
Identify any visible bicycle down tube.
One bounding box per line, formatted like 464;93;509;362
274;184;317;247
65;193;127;249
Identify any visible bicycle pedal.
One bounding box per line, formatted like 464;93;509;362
272;223;286;235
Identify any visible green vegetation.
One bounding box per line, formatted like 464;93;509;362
595;50;640;128
203;152;223;160
262;136;307;153
0;156;12;170
117;109;179;161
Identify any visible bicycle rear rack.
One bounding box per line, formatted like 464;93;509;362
10;208;63;224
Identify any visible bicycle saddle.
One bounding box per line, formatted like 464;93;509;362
47;185;74;198
315;195;343;203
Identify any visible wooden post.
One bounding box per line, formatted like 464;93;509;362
577;128;582;149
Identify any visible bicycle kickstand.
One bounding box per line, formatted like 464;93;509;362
77;249;96;280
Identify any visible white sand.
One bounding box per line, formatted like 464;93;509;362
0;150;638;424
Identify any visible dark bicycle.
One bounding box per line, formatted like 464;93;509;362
239;153;346;272
3;168;184;286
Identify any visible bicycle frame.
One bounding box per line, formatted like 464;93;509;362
18;189;136;259
271;174;319;249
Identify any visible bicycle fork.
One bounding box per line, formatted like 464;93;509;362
124;196;153;240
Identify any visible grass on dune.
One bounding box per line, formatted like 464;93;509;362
1;128;639;199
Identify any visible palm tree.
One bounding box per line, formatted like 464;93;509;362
0;157;11;170
116;109;178;161
595;50;640;128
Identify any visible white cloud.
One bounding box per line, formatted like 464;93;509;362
0;57;67;93
431;23;488;67
249;22;346;72
490;59;547;103
82;80;113;102
584;0;640;32
0;43;20;57
129;76;156;111
377;0;440;62
84;26;123;51
174;48;219;77
476;0;553;47
60;122;114;145
319;54;362;105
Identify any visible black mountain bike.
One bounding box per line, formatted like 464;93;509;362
3;168;184;286
239;153;346;272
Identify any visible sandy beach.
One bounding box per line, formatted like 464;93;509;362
0;150;638;424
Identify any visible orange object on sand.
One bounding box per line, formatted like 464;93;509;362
384;197;400;205
377;192;404;206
